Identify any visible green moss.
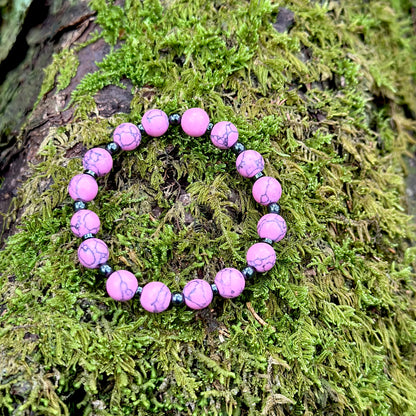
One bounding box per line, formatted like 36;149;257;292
38;49;79;98
1;0;416;415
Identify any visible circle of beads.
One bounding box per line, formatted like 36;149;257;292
67;108;287;313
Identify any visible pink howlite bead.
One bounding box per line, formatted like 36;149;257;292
141;109;169;137
210;121;238;149
257;214;287;242
214;268;245;299
82;148;113;176
113;123;141;151
246;242;276;273
236;150;264;178
140;281;172;313
181;108;210;137
252;176;282;205
183;279;213;310
70;209;100;238
77;238;109;269
106;270;138;301
68;174;98;202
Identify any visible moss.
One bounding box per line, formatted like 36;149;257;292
1;0;416;415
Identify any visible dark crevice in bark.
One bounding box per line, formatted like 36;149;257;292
0;0;50;85
0;1;100;245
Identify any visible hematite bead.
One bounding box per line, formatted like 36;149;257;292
231;142;245;156
136;286;143;296
84;169;97;179
206;122;214;133
261;238;274;245
105;142;120;155
168;114;181;125
241;266;255;280
253;171;264;181
211;283;219;295
171;292;184;306
82;233;95;241
138;124;145;134
74;200;87;212
268;203;281;215
99;264;113;277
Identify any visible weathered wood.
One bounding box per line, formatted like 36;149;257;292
0;0;131;242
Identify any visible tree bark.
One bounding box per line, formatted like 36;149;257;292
0;0;131;243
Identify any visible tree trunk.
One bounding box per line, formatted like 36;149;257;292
0;0;122;242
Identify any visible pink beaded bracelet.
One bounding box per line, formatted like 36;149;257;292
68;108;287;313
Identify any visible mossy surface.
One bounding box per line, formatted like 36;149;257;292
1;0;416;415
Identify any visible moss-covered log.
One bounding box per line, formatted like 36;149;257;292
0;0;415;415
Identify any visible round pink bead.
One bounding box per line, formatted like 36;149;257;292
70;209;100;238
183;279;213;310
141;109;169;137
77;238;109;269
257;214;287;242
181;108;210;137
113;123;141;151
140;281;172;313
214;268;245;299
82;148;113;177
236;150;264;178
106;270;138;301
210;121;238;149
68;174;98;202
252;176;282;205
246;242;276;273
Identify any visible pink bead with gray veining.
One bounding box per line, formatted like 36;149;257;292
246;242;276;273
236;150;264;178
140;281;172;313
77;238;109;269
70;209;100;238
257;213;287;242
214;268;245;299
141;109;169;137
113;123;141;151
68;174;98;202
106;270;138;301
183;279;213;309
210;121;238;149
181;108;210;137
252;176;282;205
82;147;113;176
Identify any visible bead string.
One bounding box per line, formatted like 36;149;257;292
68;108;287;313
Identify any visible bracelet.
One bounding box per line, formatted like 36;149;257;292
67;108;287;313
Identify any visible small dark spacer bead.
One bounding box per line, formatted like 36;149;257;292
138;124;146;134
84;169;97;179
241;266;255;280
105;142;120;155
253;171;264;181
230;142;245;155
211;283;219;296
82;233;95;241
136;286;143;296
171;292;184;306
206;122;214;133
168;114;181;125
268;203;281;215
99;264;113;277
74;200;87;212
261;238;274;245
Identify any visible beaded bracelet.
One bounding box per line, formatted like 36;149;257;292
67;108;287;313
